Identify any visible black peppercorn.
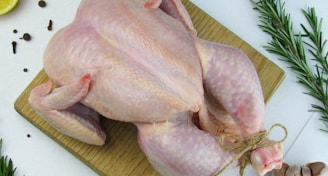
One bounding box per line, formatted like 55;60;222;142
38;0;47;8
22;33;31;41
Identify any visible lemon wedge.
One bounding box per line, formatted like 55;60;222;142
0;0;19;16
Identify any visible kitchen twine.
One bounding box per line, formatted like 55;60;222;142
212;123;288;176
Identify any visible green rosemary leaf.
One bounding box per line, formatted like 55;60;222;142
0;139;16;176
0;139;2;157
320;117;328;123
251;0;328;132
311;104;325;112
321;129;328;133
302;8;328;75
303;41;318;53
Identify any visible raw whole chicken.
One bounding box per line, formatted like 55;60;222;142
28;0;284;175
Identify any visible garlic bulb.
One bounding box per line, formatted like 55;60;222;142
266;162;327;176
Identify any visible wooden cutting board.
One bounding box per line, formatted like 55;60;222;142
14;1;285;175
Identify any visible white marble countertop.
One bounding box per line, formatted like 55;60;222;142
0;0;327;175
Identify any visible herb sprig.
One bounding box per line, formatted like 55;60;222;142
0;139;16;176
251;0;328;132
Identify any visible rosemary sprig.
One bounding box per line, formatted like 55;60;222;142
250;0;328;132
0;139;16;176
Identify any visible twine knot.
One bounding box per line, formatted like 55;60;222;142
212;124;288;176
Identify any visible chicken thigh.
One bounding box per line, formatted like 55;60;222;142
29;0;284;175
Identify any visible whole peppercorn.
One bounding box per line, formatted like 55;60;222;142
22;33;32;41
38;0;47;8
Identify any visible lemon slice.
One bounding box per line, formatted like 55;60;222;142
0;0;19;16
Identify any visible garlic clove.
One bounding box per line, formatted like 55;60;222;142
307;162;328;176
301;165;311;176
266;163;289;176
285;165;301;176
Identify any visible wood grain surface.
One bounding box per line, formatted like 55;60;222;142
14;1;285;175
